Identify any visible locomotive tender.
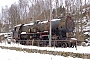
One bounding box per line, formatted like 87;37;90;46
12;16;76;47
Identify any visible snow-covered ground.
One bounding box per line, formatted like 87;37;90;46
0;48;89;60
0;41;90;54
0;39;90;60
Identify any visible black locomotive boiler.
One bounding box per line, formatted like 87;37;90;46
12;16;76;47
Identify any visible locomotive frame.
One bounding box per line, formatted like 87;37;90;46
12;16;76;47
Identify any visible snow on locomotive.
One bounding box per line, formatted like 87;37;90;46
12;16;76;47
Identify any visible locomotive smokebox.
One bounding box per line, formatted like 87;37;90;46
66;16;75;32
57;16;74;32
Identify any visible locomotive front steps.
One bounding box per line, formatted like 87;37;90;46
0;45;90;59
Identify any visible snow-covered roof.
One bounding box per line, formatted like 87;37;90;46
0;33;4;36
71;38;77;40
83;26;90;31
36;20;40;21
24;23;34;26
38;19;61;24
15;24;22;27
21;32;26;34
84;32;90;35
85;26;90;29
51;19;61;21
0;32;12;36
38;20;48;24
82;17;86;23
87;21;90;25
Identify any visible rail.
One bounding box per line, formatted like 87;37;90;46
13;39;78;48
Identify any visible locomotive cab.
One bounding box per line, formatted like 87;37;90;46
12;24;23;42
35;20;40;24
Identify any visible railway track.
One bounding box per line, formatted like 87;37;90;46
0;39;89;59
15;39;77;48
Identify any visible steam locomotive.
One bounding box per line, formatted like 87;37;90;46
12;16;76;47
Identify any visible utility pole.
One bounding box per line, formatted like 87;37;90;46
49;0;52;47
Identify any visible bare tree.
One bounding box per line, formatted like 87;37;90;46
18;0;29;23
9;3;20;28
1;6;10;32
28;0;50;21
0;20;2;32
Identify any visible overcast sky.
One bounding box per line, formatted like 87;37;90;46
0;0;18;13
0;0;18;7
0;0;89;8
0;0;89;12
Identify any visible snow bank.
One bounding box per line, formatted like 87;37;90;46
0;42;90;59
0;48;89;60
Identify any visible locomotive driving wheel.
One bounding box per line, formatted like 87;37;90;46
61;42;67;48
